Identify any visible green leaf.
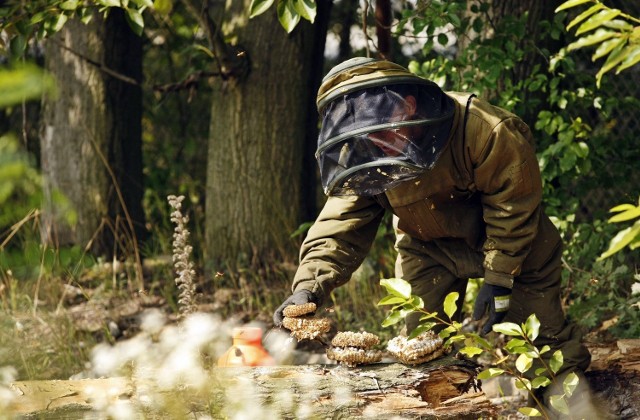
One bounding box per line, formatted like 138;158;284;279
567;29;617;51
574;141;589;158
53;13;68;32
516;353;533;373
98;0;121;6
550;350;564;374
539;345;551;355
380;278;412;299
153;0;173;15
492;322;523;336
438;325;457;339
524;314;540;341
408;295;424;309
477;368;504;379
0;65;56;108
250;0;275;18
60;0;79;11
458;346;483;357
125;8;144;36
596;41;627;86
592;37;625;61
608;206;640;223
566;3;604;31
617;45;640;73
408;322;436;339
292;0;315;23
532;376;551;389
515;377;532;390
10;35;27;57
603;19;634;31
466;333;492;350
277;0;300;33
518;407;543;416
377;295;407;306
505;338;527;352
549;395;570;415
563;372;579;397
381;310;404;327
443;334;466;346
443;292;459;319
610;203;636;212
419;311;438;321
576;9;622;36
555;0;593;13
132;0;153;7
599;221;640;259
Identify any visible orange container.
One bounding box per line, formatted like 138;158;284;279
217;327;275;367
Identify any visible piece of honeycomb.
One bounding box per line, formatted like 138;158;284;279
326;346;383;367
283;302;317;318
331;331;380;348
387;330;445;365
281;316;331;341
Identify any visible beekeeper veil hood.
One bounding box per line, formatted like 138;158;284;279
315;57;455;196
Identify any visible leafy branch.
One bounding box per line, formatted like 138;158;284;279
378;278;579;419
555;0;640;87
598;197;640;259
249;0;316;33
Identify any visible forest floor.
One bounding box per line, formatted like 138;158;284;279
4;260;640;418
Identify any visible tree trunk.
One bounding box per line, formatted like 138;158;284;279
41;10;145;263
205;2;329;270
375;0;392;59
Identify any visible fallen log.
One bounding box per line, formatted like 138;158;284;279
8;357;496;419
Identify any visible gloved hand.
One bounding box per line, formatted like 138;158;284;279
273;289;319;327
472;283;511;335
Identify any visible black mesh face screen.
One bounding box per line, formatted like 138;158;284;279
316;84;455;196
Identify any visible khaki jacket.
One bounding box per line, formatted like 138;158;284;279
293;92;561;303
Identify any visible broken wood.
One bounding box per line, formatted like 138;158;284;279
8;357;496;419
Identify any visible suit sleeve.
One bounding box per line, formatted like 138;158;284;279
472;117;542;288
292;195;385;304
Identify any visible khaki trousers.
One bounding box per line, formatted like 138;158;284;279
394;219;591;377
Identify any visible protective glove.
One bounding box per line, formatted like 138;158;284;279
273;289;319;327
472;283;512;335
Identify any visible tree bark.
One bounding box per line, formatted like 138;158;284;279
40;9;145;262
205;2;329;270
8;359;495;418
375;0;392;59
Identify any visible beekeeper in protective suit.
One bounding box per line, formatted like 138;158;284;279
274;57;598;416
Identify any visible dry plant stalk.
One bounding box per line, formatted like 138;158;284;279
168;195;197;317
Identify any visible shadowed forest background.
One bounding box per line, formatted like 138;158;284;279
0;0;639;413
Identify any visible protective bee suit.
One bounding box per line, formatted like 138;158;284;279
274;58;591;383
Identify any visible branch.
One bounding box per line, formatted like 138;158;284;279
181;0;249;81
49;38;141;86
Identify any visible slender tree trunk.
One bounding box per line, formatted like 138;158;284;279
205;2;329;270
40;10;145;261
375;0;392;59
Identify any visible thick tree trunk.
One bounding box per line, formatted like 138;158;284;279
41;10;144;261
205;2;328;269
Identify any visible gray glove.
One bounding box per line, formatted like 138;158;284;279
472;284;511;335
273;290;319;327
